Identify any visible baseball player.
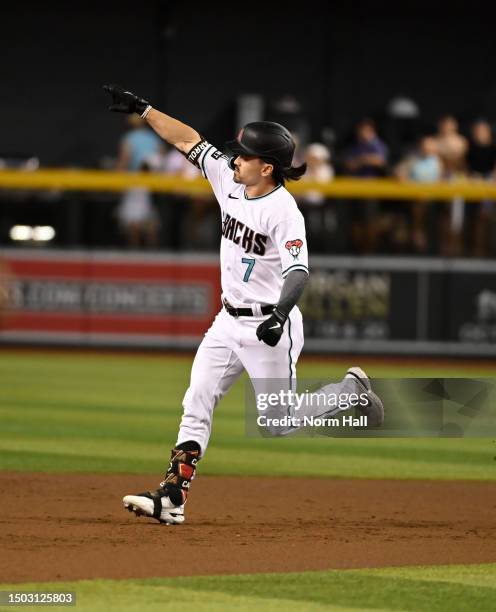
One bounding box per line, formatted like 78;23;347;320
103;85;383;525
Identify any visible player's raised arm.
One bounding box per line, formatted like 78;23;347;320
103;84;201;154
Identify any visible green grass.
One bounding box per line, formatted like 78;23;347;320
1;351;496;479
1;564;495;611
1;352;495;611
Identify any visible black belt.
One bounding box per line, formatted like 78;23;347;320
223;299;274;318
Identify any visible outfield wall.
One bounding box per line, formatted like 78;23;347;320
1;248;495;356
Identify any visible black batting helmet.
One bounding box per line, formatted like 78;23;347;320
226;121;296;170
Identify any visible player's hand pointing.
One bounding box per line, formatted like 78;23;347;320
103;84;150;116
256;308;287;347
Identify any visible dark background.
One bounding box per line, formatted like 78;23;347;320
1;0;494;166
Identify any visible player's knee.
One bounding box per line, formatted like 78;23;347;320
183;383;219;412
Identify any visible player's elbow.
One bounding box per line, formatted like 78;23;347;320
175;132;203;155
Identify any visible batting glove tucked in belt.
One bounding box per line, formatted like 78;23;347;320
103;84;151;117
256;307;287;347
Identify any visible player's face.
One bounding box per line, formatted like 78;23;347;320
233;155;273;186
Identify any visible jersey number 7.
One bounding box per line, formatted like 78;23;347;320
241;258;255;282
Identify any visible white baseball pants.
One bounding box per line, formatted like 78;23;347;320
176;306;304;454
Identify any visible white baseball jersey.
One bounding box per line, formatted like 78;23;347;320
177;140;309;455
189;141;309;307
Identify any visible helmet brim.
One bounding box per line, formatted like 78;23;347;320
225;138;260;158
225;139;285;172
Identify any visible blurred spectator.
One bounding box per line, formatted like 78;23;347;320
434;116;468;256
343;119;388;253
467;120;496;257
116;114;163;171
163;148;200;179
343;118;388;177
162;148;218;251
301;143;334;202
395;136;442;183
434;115;467;176
467;119;496;178
298;143;335;251
113;116;164;248
395;136;442;253
115;160;160;248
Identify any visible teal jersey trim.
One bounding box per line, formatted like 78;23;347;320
244;184;282;200
282;263;309;277
287;316;293;388
200;145;215;179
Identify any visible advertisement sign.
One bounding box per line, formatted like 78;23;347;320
448;270;496;343
301;257;496;356
1;250;496;355
0;250;221;347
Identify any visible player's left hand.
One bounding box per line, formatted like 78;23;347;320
103;84;150;115
256;307;287;347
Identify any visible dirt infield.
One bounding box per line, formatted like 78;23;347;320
1;472;496;583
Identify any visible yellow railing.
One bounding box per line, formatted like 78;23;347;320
1;168;496;200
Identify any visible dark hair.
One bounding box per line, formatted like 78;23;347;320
472;117;490;126
265;160;307;186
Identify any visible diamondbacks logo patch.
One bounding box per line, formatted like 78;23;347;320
285;239;303;259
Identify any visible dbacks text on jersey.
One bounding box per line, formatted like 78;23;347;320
221;213;267;255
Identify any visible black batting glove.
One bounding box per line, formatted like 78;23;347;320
256;307;288;347
103;84;150;115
